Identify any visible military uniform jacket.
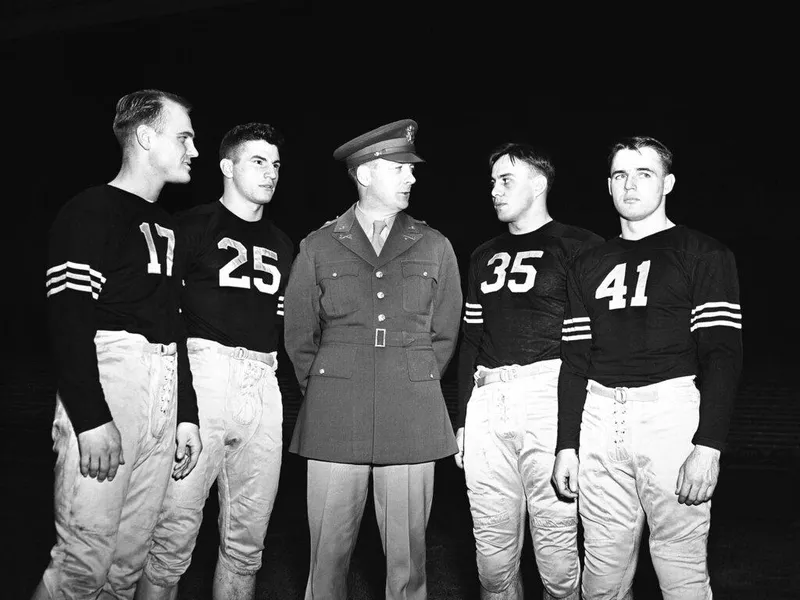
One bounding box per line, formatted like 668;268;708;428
284;204;462;465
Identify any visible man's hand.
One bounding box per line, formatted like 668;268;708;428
77;421;125;483
676;444;720;505
552;449;579;500
172;422;202;480
454;427;465;469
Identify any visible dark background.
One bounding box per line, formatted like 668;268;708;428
1;2;797;599
0;3;794;363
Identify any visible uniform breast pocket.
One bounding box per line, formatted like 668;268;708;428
316;261;361;316
402;261;439;314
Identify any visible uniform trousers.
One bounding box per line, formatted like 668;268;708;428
144;338;282;585
579;375;712;600
41;330;178;600
304;459;435;600
464;359;580;599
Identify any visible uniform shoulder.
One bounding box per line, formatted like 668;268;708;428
175;200;218;222
569;236;617;271
265;220;295;251
55;185;119;224
673;225;733;257
469;233;507;260
549;221;605;245
174;201;220;236
404;213;450;241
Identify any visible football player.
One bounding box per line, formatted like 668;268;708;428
34;89;202;600
138;123;293;600
553;136;743;599
456;142;603;600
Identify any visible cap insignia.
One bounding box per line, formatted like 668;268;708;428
405;125;415;143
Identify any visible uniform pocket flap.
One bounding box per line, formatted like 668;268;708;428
310;344;357;379
316;261;361;281
407;348;441;381
401;261;439;281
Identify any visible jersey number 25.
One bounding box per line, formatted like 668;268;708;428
480;251;543;294
218;237;280;294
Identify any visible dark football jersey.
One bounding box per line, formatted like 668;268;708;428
46;185;197;434
177;201;294;353
557;225;743;452
456;220;603;428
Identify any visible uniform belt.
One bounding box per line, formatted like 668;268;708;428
587;380;660;403
215;345;275;366
475;361;557;387
321;328;432;348
143;342;177;356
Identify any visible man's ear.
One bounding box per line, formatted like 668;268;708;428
533;174;548;197
664;173;676;196
355;164;372;187
135;124;152;150
220;158;234;179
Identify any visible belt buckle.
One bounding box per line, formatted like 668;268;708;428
614;387;627;404
499;365;518;383
375;328;386;348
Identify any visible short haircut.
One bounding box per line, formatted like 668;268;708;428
219;122;284;162
489;142;555;193
112;89;192;148
608;136;674;175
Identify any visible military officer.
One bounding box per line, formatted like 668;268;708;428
283;118;463;600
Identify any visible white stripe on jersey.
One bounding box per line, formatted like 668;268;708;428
690;301;742;332
47;281;99;300
562;316;592;342
564;317;590;325
464;301;483;324
277;300;284;317
46;262;105;299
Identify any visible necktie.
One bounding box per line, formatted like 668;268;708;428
371;219;387;255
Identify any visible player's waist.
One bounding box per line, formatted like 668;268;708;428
320;327;432;348
475;359;561;388
188;337;276;366
587;375;697;403
94;330;177;356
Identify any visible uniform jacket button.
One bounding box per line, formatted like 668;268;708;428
378;314;386;322
377;291;385;299
319;368;325;374
376;271;383;278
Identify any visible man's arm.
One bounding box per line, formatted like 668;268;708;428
46;196;121;482
283;238;321;395
677;247;743;504
556;264;593;454
170;211;202;479
454;251;482;468
430;237;463;377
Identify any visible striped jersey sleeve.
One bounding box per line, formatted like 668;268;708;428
455;252;485;429
690;247;743;450
46;261;107;300
46;195;114;434
556;262;593;452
